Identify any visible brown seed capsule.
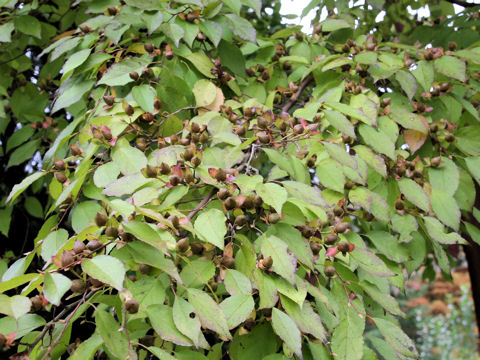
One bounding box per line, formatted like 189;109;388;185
129;71;139;81
105;226;119;238
293;124;304;134
136;137;147;151
183;149;194;161
253;195;263;207
142;68;151;78
70;279;86;293
103;95;115;106
310;242;322;255
431;156;442;167
153;99;162;110
169;174;181;186
70;144;82;156
55;172;67;183
216;189;229;201
191;156;201;167
242;197;254;210
169;215;180;229
301;226;315;238
125;104;134;116
335;222;349;234
257;117;268;129
126;299;139;314
191;122;201;133
344;181;355;190
191;241;204;255
261;255;273;269
333;206;344;217
142;112;154;122
257;131;269;144
267;212;281;224
144;43;154;53
165;50;174;60
89;277;104;289
94;212;108;227
224;197;237;210
235;214;247;226
199;132;209;144
73;239;86;254
448;41;457;51
445;133;455;143
144;165;156;178
31;295;44;312
101;127;112;141
138;263;152;274
176;237;190;252
54;159;66;171
324;233;338;245
395;199;405;210
107;6;118;15
324;265;336;278
79;24;90;33
337;241;350;253
158;162;170;175
215;169;227;182
87;239;102;251
221;256;235;268
61;250;75;268
413;170;423;179
306;157;316;168
396;166;406;177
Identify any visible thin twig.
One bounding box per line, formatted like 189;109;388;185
281;75;314;113
186;188;216;220
445;0;478;7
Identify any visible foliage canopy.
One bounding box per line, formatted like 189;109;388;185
1;0;480;359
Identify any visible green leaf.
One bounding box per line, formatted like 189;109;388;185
71;201;103;233
350;247;395;277
324;109;356;138
94;162;120;188
52;77;95;113
412;60;434;92
423;216;466;245
160;23;184;47
194;208;227;249
323;142;357;170
255;182;288;215
395;70;417;100
111;137;148;175
180;259;215;289
62;49;91;76
127;241;181;282
0;295;31;319
6;126;35;153
225;14;256;43
435;56;466;82
282;180;327;207
220;294;255;329
428;157;459;195
367;231;408;263
465;156;480;184
185;53;215;79
193;79;217;107
15;15;41;38
147;304;193;346
373;317;418;358
96;309;132;359
354;145;387;177
360;282;403;316
132;84;156;112
200;20;223;47
224;269;252;295
24;196;43;218
430;188;460;230
81;255;125;290
143;11;164;35
455;169;475;211
188;288;232;340
69;333;103;360
331;305;365;360
123;220;175;251
261;235;296;284
173;296;209;349
281;296;326;341
326;101;375;126
98;57;150;86
316;158;346;193
358;124;395;159
271;308;302;358
0;22;14;42
398;178;430;212
7;139;41;168
43;272;72;306
41;229;69;263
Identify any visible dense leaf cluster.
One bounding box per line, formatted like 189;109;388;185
1;0;480;359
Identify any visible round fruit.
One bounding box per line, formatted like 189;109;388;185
61;250;74;268
126;299;139;314
324;265;336;278
73;239;86;254
335;222;349;234
70;279;86;293
267;213;281;224
262;255;273;269
337;241;350;253
105;226;119;238
324;233;338;245
176;237;189;252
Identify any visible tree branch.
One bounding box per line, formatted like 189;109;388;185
186;188;216;220
281;75;314;113
445;0;479;7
